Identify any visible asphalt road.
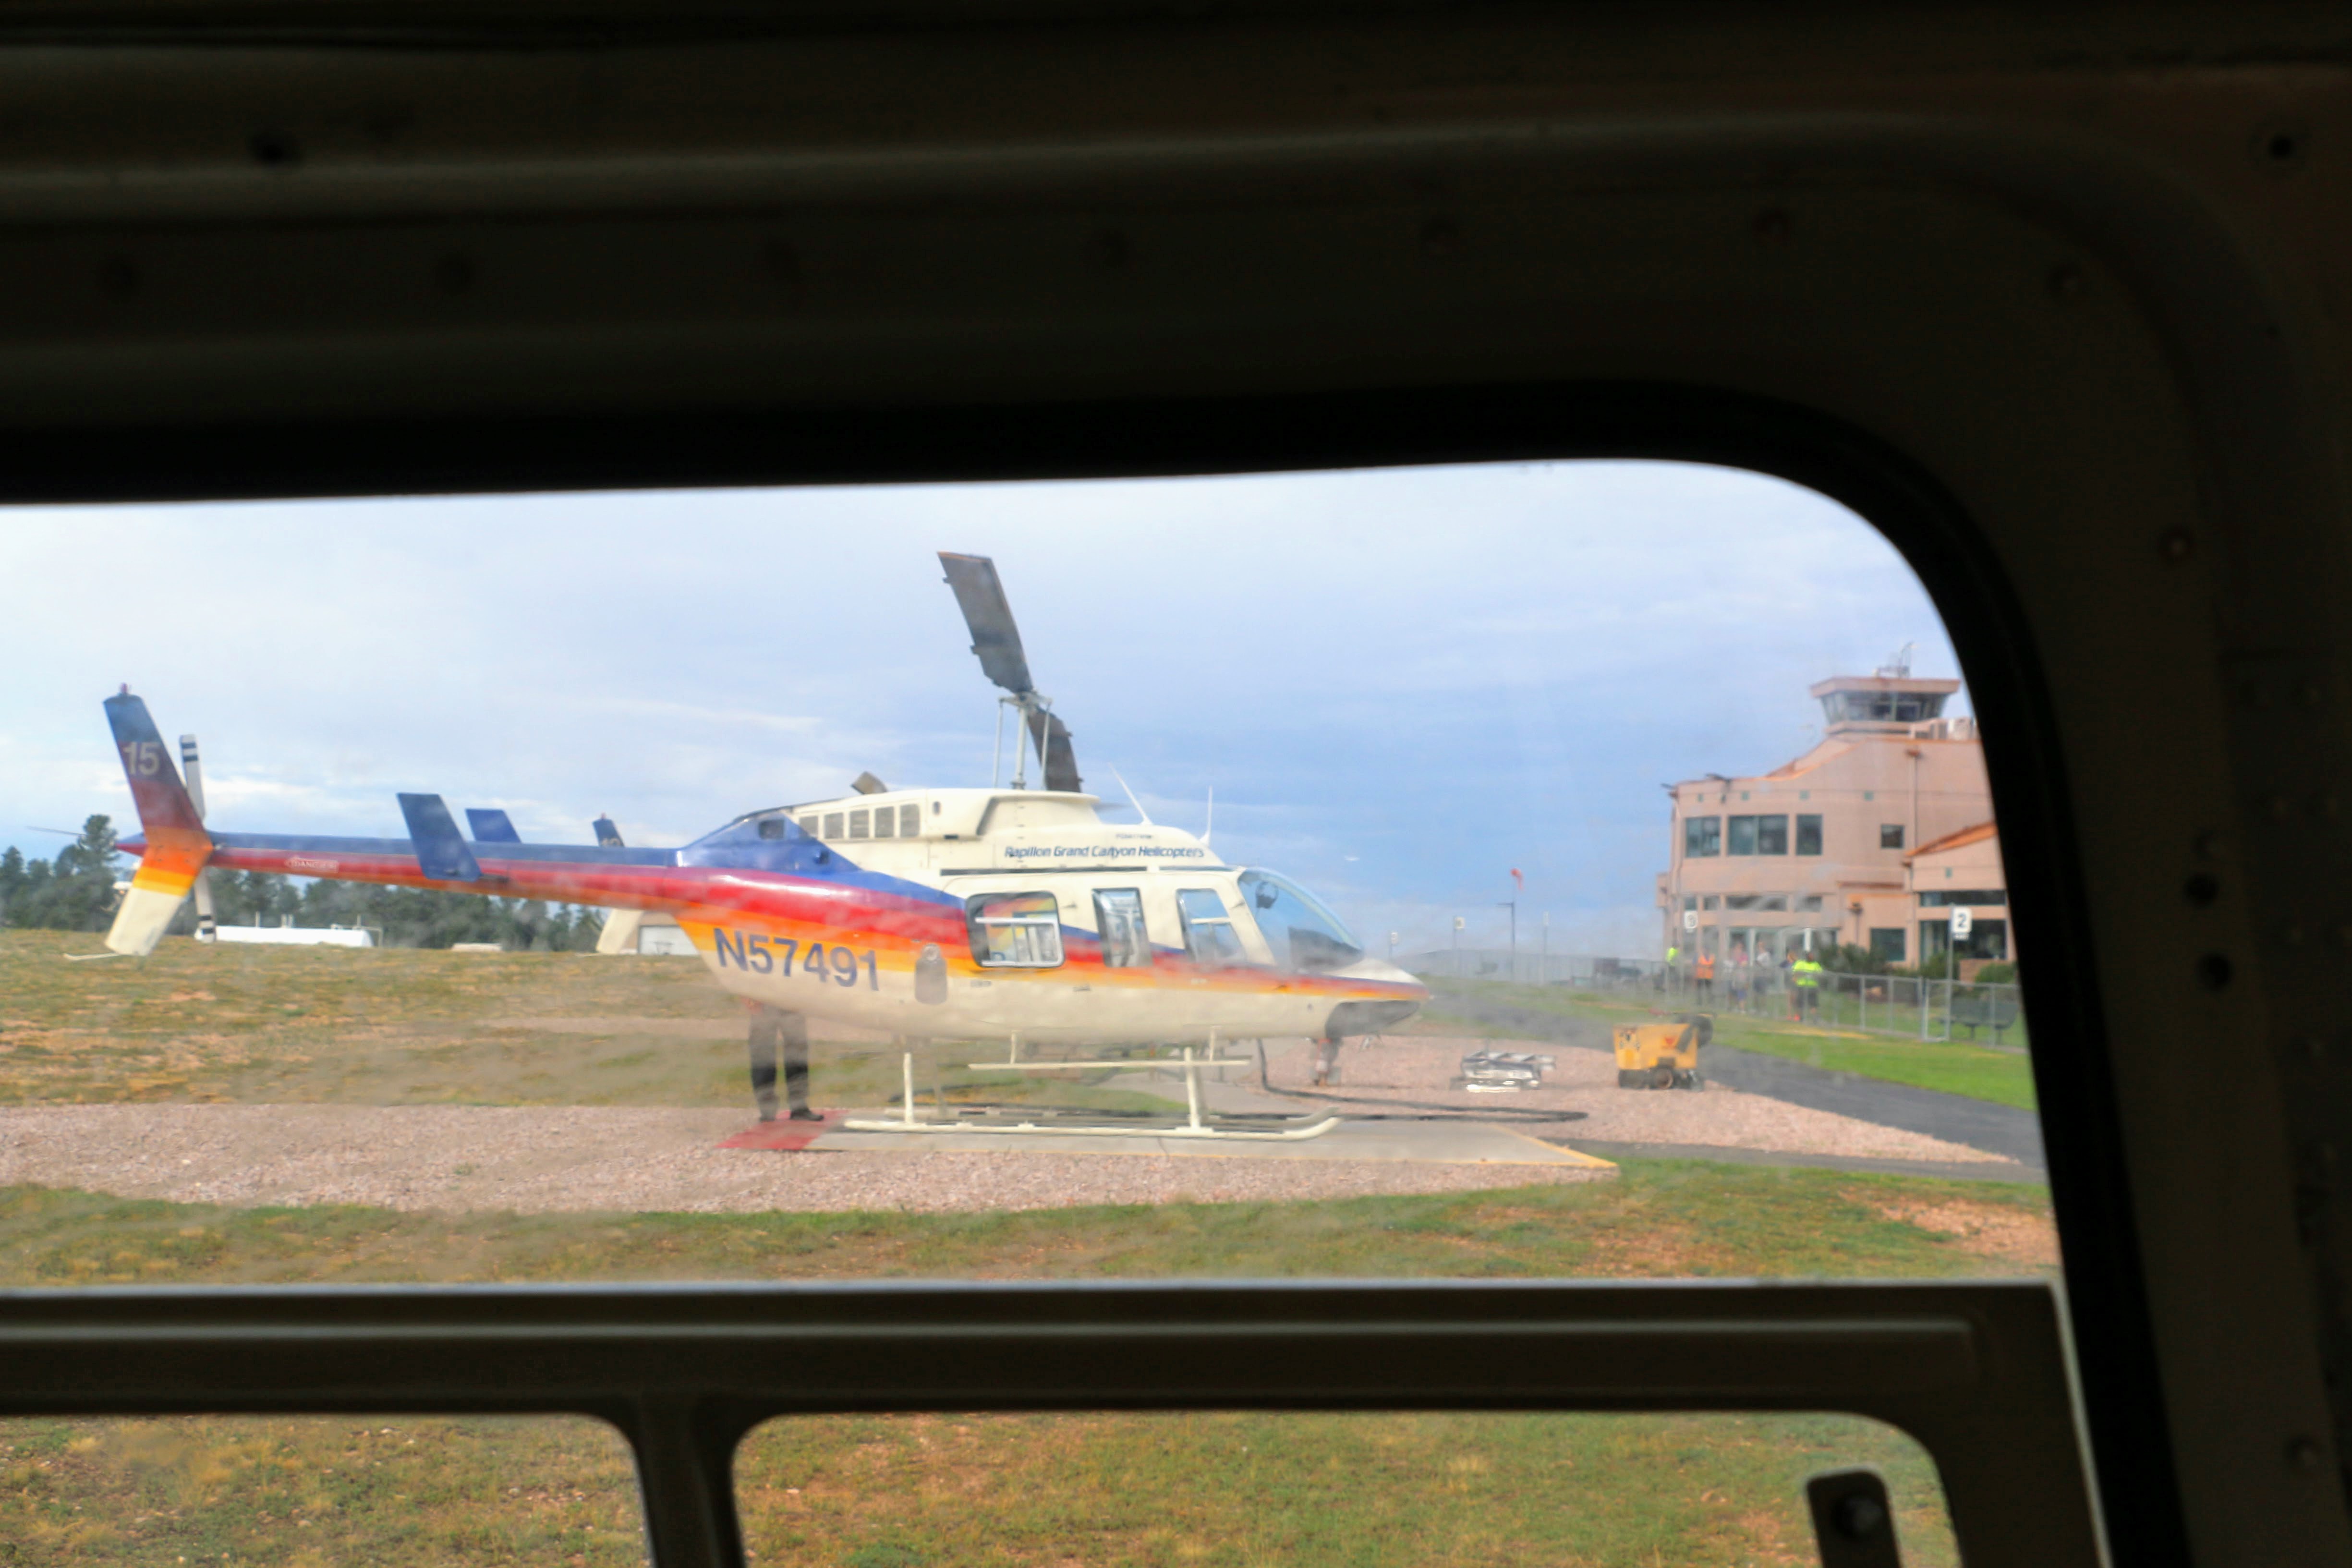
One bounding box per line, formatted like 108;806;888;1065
1422;996;2048;1176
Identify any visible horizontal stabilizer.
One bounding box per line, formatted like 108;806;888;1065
398;794;481;882
466;808;522;843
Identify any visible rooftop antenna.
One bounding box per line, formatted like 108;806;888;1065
1110;767;1154;826
1877;642;1916;678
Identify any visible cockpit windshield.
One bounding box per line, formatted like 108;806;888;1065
1237;869;1365;973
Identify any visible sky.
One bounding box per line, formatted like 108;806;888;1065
0;461;1961;957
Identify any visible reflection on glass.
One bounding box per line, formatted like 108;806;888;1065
0;1414;644;1566
0;462;2045;1290
735;1411;1955;1568
1237;868;1365;972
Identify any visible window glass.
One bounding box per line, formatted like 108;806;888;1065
968;891;1064;967
1092;888;1152;967
735;1411;1955;1568
1;461;2033;1298
1178;887;1248;967
1879;824;1905;849
1237;868;1363;972
847;809;870;839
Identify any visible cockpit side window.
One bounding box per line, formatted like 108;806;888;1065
1093;889;1152;967
1177;888;1247;968
967;891;1065;968
1237;869;1364;972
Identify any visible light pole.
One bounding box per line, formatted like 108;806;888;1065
1452;915;1466;977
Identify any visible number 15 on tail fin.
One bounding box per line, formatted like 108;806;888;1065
101;688;214;956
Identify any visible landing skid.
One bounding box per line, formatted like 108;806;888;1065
839;1046;1344;1142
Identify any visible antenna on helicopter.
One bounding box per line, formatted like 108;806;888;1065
1109;767;1153;826
939;552;1081;792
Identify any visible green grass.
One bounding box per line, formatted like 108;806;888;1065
0;1406;1958;1568
0;1161;2053;1287
0;931;1182;1117
0;939;2027;1565
1422;976;2038;1110
0;1412;644;1568
737;1409;1958;1568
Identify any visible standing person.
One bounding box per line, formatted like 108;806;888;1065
1694;947;1716;1003
1791;950;1824;1021
1729;942;1750;1015
1661;942;1678;996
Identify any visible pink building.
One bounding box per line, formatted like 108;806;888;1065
1657;672;2006;970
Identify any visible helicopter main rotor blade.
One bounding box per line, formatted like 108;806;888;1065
1026;709;1082;793
938;551;1035;695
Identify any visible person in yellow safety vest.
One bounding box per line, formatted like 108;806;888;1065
1662;943;1679;994
1791;953;1825;1020
1694;949;1716;1001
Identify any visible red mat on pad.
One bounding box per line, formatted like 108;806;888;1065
718;1112;845;1151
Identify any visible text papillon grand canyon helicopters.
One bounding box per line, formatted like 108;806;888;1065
100;552;1426;1122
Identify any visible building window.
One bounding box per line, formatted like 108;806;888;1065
1724;894;1789;912
1795;814;1822;855
967;891;1065;968
1093;889;1152;968
1701;896;1720;911
1177;888;1247;967
1681;896;1697;911
1917;889;2007;907
1879;824;1904;850
1919;918;2009;963
823;812;845;839
1800;895;1823;912
1756;815;1789;855
1726;815;1758;855
900;804;920;837
1683;816;1721;857
1868;927;1907;963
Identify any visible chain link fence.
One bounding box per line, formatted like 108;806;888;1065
1403;948;2025;1047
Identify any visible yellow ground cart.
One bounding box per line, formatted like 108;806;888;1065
1613;1014;1710;1090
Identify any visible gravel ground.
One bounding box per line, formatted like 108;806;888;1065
1267;1035;2007;1165
0;1104;1606;1215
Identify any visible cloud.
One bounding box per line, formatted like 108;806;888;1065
3;461;1954;958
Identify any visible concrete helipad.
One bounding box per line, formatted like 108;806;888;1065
791;1113;1613;1168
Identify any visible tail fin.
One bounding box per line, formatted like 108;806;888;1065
101;690;214;956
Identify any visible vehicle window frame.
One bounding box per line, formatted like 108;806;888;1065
965;889;1067;968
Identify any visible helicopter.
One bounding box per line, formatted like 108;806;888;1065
97;552;1427;1121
